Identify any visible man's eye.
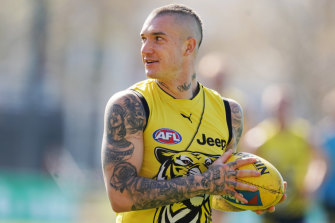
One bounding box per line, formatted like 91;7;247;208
141;37;147;43
156;36;163;41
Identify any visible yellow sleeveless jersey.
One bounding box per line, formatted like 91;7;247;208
117;79;232;223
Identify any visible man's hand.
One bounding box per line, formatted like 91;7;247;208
202;149;261;204
253;181;287;215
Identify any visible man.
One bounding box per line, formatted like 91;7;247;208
244;85;319;223
101;4;285;222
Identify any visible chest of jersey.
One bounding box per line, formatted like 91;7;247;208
124;79;231;223
132;80;230;179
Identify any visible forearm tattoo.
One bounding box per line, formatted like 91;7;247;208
102;93;201;210
129;175;198;210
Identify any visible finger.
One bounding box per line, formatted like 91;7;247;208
254;210;265;215
283;181;287;192
254;210;264;215
225;188;248;204
254;206;275;215
235;157;258;168
278;181;288;203
279;193;287;203
267;206;275;213
235;181;258;192
227;157;257;169
236;169;261;178
219;149;234;163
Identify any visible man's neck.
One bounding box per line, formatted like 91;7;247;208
156;76;199;100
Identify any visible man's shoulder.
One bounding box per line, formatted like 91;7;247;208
129;79;156;91
106;79;153;105
223;97;243;115
202;85;221;98
106;90;138;107
202;85;242;109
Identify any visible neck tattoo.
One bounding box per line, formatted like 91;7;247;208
177;82;191;92
157;81;170;90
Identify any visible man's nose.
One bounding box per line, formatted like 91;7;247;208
141;41;154;55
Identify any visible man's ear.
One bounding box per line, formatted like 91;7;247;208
184;37;197;56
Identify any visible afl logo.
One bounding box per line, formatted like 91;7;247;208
153;128;182;144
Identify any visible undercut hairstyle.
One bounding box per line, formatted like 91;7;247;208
151;4;203;48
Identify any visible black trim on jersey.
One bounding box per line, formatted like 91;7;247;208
185;86;205;151
223;99;233;145
131;90;149;130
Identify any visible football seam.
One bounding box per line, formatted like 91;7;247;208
237;179;283;194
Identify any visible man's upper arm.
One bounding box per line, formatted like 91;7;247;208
225;98;244;151
101;90;147;211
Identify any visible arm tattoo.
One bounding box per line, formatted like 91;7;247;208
102;92;202;210
130;175;198;210
103;93;144;168
123;96;146;133
110;162;138;193
103;146;134;164
229;101;243;147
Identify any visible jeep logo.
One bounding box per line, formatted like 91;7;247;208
197;134;226;150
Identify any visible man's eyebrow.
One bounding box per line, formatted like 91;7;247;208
140;32;167;37
152;32;166;36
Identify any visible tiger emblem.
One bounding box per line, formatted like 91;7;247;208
153;147;220;223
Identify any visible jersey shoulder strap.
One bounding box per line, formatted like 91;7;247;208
223;98;233;145
130;89;150;130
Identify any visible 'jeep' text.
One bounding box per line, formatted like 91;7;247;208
197;134;226;150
